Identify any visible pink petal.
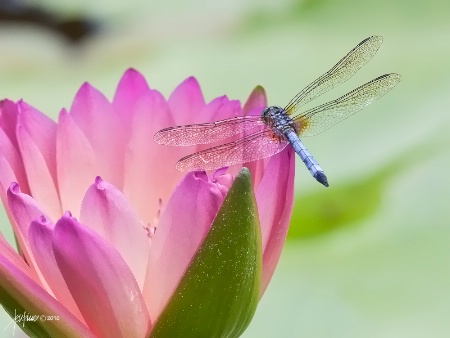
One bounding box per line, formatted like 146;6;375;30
113;68;150;158
7;182;51;288
244;157;271;191
202;96;242;122
17;101;58;183
0;153;21;209
0;157;28;262
256;147;295;296
122;90;183;224
143;171;231;321
15;101;58;202
194;96;243;156
69;83;125;190
112;69;151;148
168;77;205;125
16;124;61;220
113;68;151;117
220;86;269;186
53;214;151;337
79;177;150;290
0;232;38;282
0;254;94;338
182;97;244;180
56;108;97;217
28;217;86;323
212;168;234;195
242;85;269;188
243;85;267;116
0;99;20;150
0;123;30;195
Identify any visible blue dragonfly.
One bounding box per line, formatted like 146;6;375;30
154;36;401;187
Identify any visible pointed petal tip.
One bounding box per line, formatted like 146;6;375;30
119;68;148;87
15;100;24;111
243;85;267;115
123;67;140;76
58;108;69;121
179;76;202;93
72;82;95;103
212;167;229;180
252;85;266;96
8;182;20;194
62;211;73;219
38;215;48;224
193;171;208;181
169;76;205;121
0;98;15;105
71;82;101;109
184;76;199;84
113;69;151;108
94;176;104;189
30;214;51;230
79;81;94;92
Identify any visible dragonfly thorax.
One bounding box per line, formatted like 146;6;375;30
261;106;297;138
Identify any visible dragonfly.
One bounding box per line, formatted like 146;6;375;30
154;36;401;187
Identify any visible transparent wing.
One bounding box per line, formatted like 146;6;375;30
175;129;289;172
284;36;383;115
294;73;401;137
154;115;264;146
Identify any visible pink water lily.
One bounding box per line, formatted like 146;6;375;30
0;69;295;337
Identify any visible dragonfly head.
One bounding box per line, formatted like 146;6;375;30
261;105;284;122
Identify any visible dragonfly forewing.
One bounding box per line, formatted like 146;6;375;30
285;36;383;115
153;115;264;146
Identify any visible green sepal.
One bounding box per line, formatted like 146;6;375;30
0;286;51;338
150;168;262;338
0;258;90;338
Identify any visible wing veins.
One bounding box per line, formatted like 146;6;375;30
293;73;401;136
176;128;288;171
154;115;264;146
284;36;383;115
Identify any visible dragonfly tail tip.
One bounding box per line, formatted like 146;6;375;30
314;172;329;187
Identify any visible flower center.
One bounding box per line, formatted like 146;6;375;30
144;198;163;238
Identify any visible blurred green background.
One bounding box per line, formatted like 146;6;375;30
1;0;449;337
